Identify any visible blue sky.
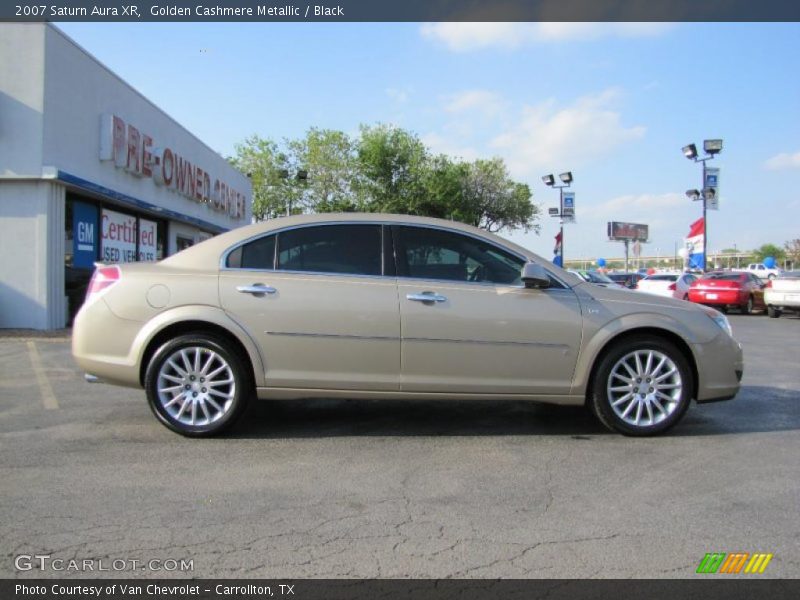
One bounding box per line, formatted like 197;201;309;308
57;22;800;261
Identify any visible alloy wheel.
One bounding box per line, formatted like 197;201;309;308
156;346;236;427
607;349;683;427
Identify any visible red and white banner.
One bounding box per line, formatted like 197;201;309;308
685;218;705;269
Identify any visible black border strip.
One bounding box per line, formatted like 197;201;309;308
4;579;800;600
3;1;800;22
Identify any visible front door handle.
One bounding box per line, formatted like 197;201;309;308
236;284;277;295
406;291;447;303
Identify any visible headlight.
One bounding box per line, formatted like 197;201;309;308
702;307;733;337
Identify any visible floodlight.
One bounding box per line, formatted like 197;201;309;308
703;187;716;200
559;171;573;184
703;139;723;155
296;170;308;181
542;174;555;186
686;189;701;200
682;144;698;160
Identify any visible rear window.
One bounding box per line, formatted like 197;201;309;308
644;274;678;282
704;273;744;281
226;235;276;270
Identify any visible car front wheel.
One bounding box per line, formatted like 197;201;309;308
767;306;781;318
144;333;251;436
590;336;693;436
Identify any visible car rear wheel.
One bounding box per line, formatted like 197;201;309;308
741;296;753;315
144;333;251;436
589;336;693;436
767;306;781;319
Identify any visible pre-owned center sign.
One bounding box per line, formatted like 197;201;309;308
99;114;246;221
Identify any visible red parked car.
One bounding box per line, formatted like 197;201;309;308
688;271;767;314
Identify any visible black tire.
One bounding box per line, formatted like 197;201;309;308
682;294;689;301
144;333;251;437
767;306;781;319
589;335;694;436
741;296;753;315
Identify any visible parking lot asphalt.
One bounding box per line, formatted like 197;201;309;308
1;314;798;579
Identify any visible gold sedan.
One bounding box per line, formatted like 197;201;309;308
72;214;743;437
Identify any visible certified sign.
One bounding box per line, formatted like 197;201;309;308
138;218;158;262
101;209;138;264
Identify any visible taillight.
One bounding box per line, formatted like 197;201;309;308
667;283;676;291
85;265;121;301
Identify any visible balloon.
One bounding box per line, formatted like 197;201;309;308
647;267;656;275
596;258;606;267
677;248;688;259
764;256;776;269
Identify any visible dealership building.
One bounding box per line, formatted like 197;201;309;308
0;23;252;329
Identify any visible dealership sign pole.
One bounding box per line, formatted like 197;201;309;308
607;222;650;272
682;140;723;272
542;172;574;268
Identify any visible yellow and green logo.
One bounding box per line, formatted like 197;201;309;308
696;552;773;574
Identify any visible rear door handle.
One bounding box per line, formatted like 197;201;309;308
407;292;447;303
236;284;277;295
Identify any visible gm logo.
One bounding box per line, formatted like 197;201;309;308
696;552;773;574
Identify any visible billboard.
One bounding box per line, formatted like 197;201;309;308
607;221;649;242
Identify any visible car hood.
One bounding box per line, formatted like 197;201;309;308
575;281;702;312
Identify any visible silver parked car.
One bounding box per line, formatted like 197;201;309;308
72;214;743;437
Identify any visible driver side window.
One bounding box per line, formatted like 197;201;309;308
394;226;525;285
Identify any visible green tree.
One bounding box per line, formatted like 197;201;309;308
230;135;305;220
292;128;363;213
752;243;786;263
459;158;538;233
232;124;540;235
784;239;800;265
356;124;429;213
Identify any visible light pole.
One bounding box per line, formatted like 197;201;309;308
543;171;573;267
682;139;722;271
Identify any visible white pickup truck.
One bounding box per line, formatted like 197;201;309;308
734;263;782;280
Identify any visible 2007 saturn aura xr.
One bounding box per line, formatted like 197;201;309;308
72;214;743;437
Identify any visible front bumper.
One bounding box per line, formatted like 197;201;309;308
693;330;744;403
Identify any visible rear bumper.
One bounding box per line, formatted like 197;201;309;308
72;298;143;388
689;290;746;306
765;290;800;308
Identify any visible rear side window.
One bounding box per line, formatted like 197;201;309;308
226;235;276;269
277;225;382;276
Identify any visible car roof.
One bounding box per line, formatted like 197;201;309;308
160;213;577;282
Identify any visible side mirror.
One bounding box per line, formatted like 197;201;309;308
521;262;551;289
